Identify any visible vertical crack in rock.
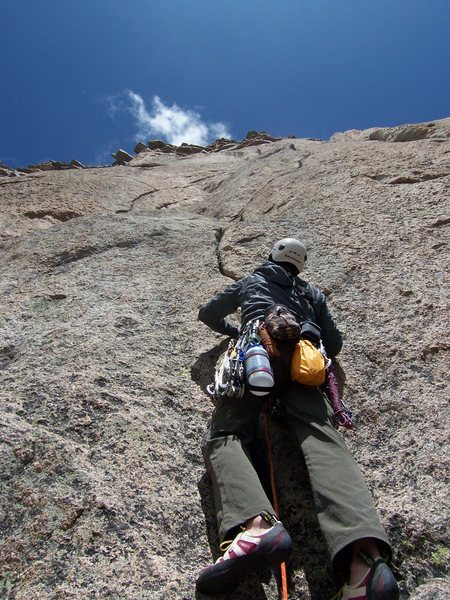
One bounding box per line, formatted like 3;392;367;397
214;227;238;281
215;227;226;277
297;150;311;168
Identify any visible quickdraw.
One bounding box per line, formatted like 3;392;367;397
207;338;245;400
207;320;262;401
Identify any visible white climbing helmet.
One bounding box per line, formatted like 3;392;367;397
271;238;307;272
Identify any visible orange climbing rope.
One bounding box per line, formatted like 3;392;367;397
263;402;289;600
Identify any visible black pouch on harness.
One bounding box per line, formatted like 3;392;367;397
299;321;322;347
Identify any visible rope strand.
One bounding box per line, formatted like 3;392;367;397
263;402;289;600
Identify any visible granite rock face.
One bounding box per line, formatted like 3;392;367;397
0;118;449;599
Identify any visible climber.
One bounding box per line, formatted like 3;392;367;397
196;238;399;599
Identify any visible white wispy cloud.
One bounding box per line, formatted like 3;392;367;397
107;91;231;146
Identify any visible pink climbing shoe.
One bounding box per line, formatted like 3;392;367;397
196;512;292;595
331;554;399;600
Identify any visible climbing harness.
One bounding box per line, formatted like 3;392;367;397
208;312;354;429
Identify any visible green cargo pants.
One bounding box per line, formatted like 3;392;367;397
203;383;391;568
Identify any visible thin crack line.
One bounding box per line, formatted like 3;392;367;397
115;188;158;213
230;152;311;222
215;227;238;281
0;175;44;186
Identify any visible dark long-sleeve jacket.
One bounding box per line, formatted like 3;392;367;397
198;261;343;357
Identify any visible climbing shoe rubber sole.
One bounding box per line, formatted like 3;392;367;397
196;523;292;595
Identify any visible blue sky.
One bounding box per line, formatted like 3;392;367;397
1;0;449;168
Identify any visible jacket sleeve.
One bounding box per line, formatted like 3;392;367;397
316;297;343;357
198;280;242;338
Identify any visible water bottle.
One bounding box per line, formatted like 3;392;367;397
244;345;274;396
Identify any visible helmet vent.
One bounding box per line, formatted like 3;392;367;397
271;238;307;273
